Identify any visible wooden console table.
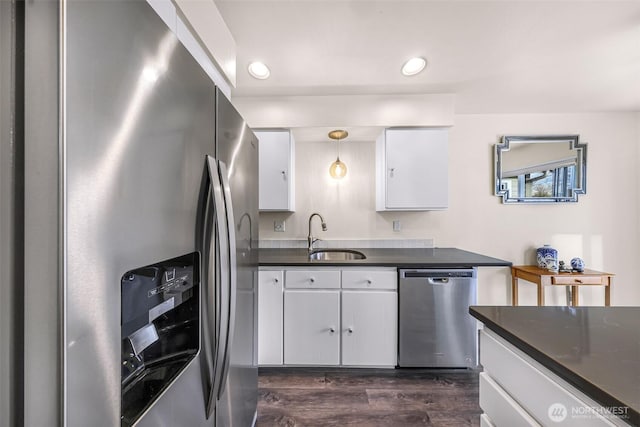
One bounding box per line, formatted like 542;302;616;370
511;265;613;306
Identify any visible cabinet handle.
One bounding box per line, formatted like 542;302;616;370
274;278;279;283
575;279;582;283
366;279;372;285
329;327;335;333
347;327;354;334
309;277;315;283
281;170;287;180
389;168;395;178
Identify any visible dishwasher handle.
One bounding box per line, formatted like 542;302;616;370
400;269;476;279
428;277;449;285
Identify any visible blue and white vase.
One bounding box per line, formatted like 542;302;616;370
570;257;585;272
537;244;558;270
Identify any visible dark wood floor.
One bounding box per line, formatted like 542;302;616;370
257;367;481;426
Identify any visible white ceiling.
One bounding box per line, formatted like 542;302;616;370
216;0;640;114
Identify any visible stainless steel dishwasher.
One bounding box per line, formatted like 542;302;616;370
399;268;477;368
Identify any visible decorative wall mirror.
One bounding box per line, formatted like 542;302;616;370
495;135;587;203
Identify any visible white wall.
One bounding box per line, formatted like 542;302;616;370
260;112;640;306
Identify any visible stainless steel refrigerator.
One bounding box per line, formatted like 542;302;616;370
0;0;258;426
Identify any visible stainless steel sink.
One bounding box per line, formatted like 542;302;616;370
308;249;366;261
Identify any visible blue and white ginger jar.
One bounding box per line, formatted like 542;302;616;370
536;244;558;270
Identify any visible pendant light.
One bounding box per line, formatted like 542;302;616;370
328;130;348;179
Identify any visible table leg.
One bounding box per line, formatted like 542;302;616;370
511;275;518;306
537;283;545;306
605;278;611;306
571;285;579;306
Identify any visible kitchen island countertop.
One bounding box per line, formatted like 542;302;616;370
470;306;640;426
259;247;511;268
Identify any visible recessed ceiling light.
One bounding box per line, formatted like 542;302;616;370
248;61;270;80
401;57;427;76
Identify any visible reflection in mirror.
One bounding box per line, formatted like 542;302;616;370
495;135;587;203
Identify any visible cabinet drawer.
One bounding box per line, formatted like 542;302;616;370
552;275;604;285
285;270;340;289
480;330;617;427
341;270;397;290
479;372;541;427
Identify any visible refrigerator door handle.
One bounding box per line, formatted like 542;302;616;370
204;156;231;418
198;172;215;415
216;161;237;400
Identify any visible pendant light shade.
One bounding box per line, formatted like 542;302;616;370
328;130;348;180
329;158;347;179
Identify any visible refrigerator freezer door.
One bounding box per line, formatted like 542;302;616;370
23;1;259;425
62;2;215;426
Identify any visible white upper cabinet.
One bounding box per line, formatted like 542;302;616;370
255;130;295;212
376;128;448;211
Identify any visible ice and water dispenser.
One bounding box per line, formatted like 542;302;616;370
120;252;200;426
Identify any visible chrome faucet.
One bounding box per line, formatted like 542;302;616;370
307;213;327;251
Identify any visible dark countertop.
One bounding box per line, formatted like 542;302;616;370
470;306;640;426
259;247;511;268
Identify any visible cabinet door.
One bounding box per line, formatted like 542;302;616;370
284;290;340;365
383;128;448;210
256;130;295;211
258;271;283;365
341;291;397;366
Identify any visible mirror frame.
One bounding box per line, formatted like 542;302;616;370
495;135;587;203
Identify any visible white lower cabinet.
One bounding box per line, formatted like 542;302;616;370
260;266;397;367
283;290;340;365
341;291;397;366
257;270;284;365
479;329;626;426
